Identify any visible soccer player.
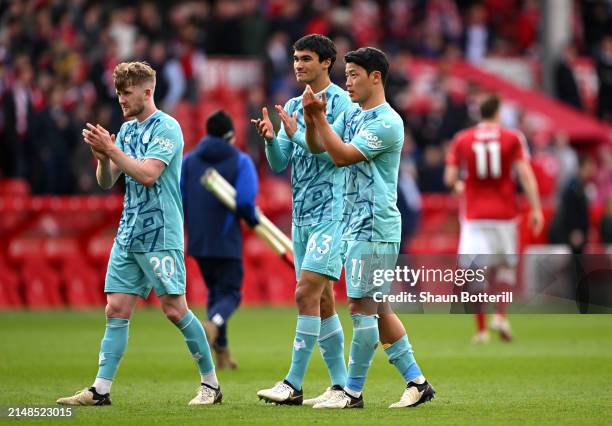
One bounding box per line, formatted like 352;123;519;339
444;94;543;343
251;34;351;405
56;62;221;406
302;47;435;409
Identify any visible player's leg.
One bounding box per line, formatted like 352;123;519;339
259;223;344;405
489;222;518;341
314;296;376;409
159;293;221;405
302;280;347;406
378;305;435;408
57;245;142;406
302;222;347;405
315;241;382;409
459;221;491;343
147;250;221;405
489;266;514;341
257;269;325;404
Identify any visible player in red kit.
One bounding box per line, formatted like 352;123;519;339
445;95;543;343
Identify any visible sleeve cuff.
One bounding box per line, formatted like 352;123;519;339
351;143;371;161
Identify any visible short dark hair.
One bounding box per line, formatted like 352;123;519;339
344;47;389;85
293;34;337;75
480;94;501;119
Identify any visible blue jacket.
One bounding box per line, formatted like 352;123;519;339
181;135;259;259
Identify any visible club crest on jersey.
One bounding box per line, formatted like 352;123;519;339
359;129;382;149
153;136;174;153
142;130;151;144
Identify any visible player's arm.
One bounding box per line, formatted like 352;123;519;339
84;123;166;188
95;155;123;190
444;163;465;194
515;159;544;235
251;107;292;172
443;138;465;194
303;109;326;154
303;86;364;166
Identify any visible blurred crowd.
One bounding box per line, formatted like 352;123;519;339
0;0;611;204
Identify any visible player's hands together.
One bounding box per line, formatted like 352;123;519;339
83;123;116;155
302;85;326;117
250;107;275;141
274;105;297;139
529;208;544;236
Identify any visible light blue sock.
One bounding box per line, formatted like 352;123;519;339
346;314;379;395
319;314;347;387
176;310;215;375
96;317;129;380
285;315;321;390
384;334;422;382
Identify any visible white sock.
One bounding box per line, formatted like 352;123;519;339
92;378;112;395
410;375;426;385
201;371;219;389
344;387;361;398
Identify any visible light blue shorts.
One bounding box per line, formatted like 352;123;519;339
105;243;186;299
342;240;400;299
292;221;343;281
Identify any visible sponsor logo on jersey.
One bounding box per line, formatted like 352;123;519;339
359;129;382;149
142;130;151;144
153;136;174;153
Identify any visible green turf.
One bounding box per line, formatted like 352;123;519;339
0;308;611;425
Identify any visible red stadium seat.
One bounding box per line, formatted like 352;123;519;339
21;260;62;309
242;262;264;304
0;178;30;196
260;252;296;305
60;260;102;309
0;262;22;308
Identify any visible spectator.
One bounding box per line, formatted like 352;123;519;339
148;40;185;114
550;132;578;195
600;196;612;244
181;111;259;370
595;35;612;123
397;135;422;253
463;4;490;64
548;156;596;254
554;43;583;110
1;55;35;179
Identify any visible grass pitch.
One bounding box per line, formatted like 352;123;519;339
1;307;611;425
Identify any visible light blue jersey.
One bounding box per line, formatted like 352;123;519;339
114;110;184;252
331;102;404;242
265;83;352;226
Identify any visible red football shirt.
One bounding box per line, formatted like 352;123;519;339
446;123;529;220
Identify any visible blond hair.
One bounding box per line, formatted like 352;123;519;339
112;61;156;92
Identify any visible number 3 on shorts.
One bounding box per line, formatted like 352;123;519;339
150;255;176;281
307;233;332;260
